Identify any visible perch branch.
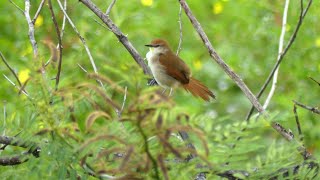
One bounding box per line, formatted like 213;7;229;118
79;0;152;75
246;0;313;120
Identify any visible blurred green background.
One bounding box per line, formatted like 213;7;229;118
0;0;319;178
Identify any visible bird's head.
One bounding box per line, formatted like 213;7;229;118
145;39;171;54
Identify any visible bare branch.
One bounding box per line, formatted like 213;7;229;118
293;100;320;114
246;0;313;120
32;0;46;24
176;5;183;55
24;0;39;57
48;0;63;90
106;0;117;15
263;0;290;110
79;0;152;75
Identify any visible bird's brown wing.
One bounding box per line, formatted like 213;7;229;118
159;52;190;84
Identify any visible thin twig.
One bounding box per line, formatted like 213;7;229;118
32;0;46;24
8;0;24;14
24;0;39;57
56;0;104;88
0;53;30;96
263;0;290;110
92;18;112;31
117;86;127;118
79;0;152;75
48;0;63;90
246;0;313;120
293;100;320;114
0;52;22;87
106;0;117;15
2;75;29;97
117;86;127;130
176;5;183;55
77;63;88;73
293;104;303;141
309;77;320;86
178;0;264;113
60;0;67;39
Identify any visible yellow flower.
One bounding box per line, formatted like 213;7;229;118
193;60;202;70
141;0;153;7
315;37;320;48
35;15;44;28
212;2;223;15
18;69;30;84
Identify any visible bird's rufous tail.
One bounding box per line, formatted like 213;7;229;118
183;78;215;101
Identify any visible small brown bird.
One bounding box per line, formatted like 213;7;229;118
145;39;215;101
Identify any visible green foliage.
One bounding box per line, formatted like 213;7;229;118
0;0;319;179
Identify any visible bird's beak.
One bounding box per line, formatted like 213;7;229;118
145;44;153;47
